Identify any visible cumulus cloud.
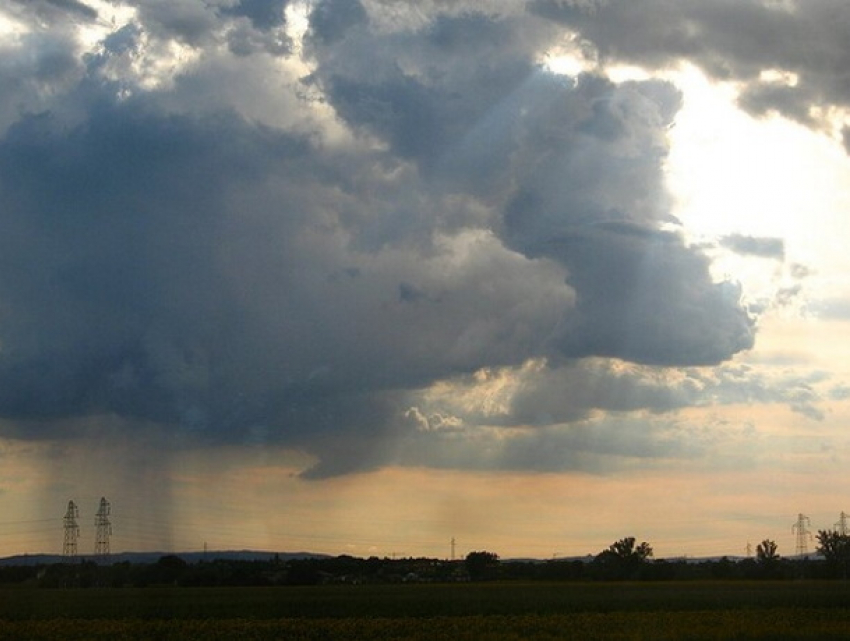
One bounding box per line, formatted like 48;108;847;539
307;13;754;367
391;411;762;475
405;359;829;439
0;0;770;477
532;0;850;132
0;99;573;474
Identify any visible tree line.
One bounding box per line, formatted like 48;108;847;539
3;532;850;587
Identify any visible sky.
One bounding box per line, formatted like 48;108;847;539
1;0;850;561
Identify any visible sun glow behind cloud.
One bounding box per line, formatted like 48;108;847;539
0;12;25;38
539;58;834;311
75;1;137;48
542;57;850;312
666;66;850;308
541;53;587;78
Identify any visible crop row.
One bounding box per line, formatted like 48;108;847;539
7;581;850;621
3;610;850;641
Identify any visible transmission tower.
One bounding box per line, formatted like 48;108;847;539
63;500;80;559
792;513;812;556
836;512;849;536
94;497;112;557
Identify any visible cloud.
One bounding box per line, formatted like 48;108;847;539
305;9;546;171
129;0;292;56
720;234;785;259
0;97;572;460
391;412;761;475
134;0;224;47
0;1;762;477
809;298;850;320
531;0;850;132
308;0;368;45
405;358;830;439
542;224;754;365
222;0;289;31
0;25;85;133
10;0;97;23
307;15;753;366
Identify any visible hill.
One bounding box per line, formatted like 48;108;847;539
0;550;328;566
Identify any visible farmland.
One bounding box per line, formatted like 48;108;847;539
2;581;850;639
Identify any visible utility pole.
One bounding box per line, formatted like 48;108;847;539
94;497;112;558
792;513;812;556
63;500;80;560
451;537;456;562
836;512;849;536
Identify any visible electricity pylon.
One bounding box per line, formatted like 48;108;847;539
94;497;112;557
836;512;849;536
792;513;812;556
63;500;80;559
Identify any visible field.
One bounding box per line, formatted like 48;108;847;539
2;581;850;639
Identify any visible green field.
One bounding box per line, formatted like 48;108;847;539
2;582;850;639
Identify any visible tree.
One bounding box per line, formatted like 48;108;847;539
604;537;654;562
816;530;850;578
464;551;500;581
593;537;653;579
756;539;779;564
753;539;782;579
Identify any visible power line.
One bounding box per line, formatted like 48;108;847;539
0;518;59;527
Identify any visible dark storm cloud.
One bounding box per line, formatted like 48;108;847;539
221;0;292;55
0;104;307;422
532;0;850;128
10;0;97;23
307;0;368;45
44;0;97;19
306;9;540;171
134;0;225;46
0;17;84;131
222;0;288;30
307;16;753;367
491;74;752;366
720;234;785;259
533;224;753;365
0;94;571;454
0;1;763;476
134;0;290;52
